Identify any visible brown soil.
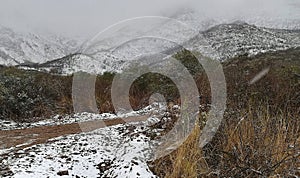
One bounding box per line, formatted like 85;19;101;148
0;115;149;154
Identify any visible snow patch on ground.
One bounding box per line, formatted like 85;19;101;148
0;103;163;131
1;103;175;178
10;123;158;178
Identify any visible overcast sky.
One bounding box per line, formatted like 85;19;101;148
0;0;299;38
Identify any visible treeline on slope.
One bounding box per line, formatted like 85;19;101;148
0;48;299;123
0;49;208;122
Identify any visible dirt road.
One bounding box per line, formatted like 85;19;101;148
0;115;149;153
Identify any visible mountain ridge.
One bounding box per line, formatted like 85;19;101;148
1;10;300;74
28;21;300;75
0;26;79;66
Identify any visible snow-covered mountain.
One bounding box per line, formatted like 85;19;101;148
1;10;300;74
197;21;300;60
35;21;300;75
0;26;78;66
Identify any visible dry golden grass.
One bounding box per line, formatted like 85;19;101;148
151;123;210;178
219;104;299;177
151;103;299;177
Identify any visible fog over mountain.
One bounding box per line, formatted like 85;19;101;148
0;0;299;39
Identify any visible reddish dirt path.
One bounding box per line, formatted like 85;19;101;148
0;115;149;153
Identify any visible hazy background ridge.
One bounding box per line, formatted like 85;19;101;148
0;0;299;38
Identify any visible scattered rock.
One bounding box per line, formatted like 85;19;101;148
0;165;14;177
57;170;69;176
97;159;113;176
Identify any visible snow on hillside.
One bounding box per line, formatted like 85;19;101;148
36;21;300;75
198;22;300;60
1;9;300;75
0;26;78;66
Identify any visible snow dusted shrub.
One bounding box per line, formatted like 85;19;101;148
0;67;72;122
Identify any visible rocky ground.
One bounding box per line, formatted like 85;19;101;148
0;103;178;178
